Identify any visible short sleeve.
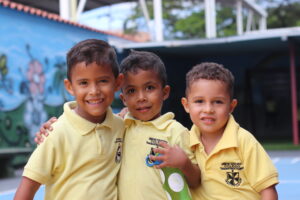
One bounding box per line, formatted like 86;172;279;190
23;134;62;184
239;131;279;192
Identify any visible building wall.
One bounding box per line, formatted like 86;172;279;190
0;6;123;151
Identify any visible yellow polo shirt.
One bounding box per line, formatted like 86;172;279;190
23;101;125;200
190;115;278;200
118;112;195;200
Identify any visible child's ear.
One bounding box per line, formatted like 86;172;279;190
163;85;170;100
115;73;124;92
119;92;127;106
230;99;238;113
181;97;189;113
64;79;74;96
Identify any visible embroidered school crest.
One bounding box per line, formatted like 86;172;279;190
220;162;244;187
226;171;241;186
115;138;123;163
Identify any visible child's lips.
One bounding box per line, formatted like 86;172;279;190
136;106;151;113
86;99;103;105
201;117;215;124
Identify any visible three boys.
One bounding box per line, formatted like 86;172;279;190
21;39;278;199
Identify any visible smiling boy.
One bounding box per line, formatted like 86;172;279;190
117;50;200;200
14;39;124;200
181;62;278;200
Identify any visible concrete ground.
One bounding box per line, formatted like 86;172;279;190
1;150;299;199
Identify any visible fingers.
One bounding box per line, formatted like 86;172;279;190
49;117;57;124
34;131;44;145
117;107;128;119
41;117;57;133
158;141;169;148
153;147;166;154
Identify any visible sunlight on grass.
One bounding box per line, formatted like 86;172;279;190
262;141;300;150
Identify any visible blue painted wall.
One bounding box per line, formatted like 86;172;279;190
0;6;123;150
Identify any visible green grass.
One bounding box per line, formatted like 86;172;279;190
262;141;300;150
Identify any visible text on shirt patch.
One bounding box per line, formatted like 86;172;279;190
115;138;123;163
146;137;167;147
220;162;244;187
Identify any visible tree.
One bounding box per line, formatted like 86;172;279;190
123;0;300;40
264;0;300;28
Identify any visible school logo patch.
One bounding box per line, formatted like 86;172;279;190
220;162;243;187
115;138;123;163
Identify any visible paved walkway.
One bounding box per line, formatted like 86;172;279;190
1;150;299;199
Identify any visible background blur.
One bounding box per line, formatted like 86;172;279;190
0;0;299;199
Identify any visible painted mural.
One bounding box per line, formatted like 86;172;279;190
0;6;125;151
0;44;70;147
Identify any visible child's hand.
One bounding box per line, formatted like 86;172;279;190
117;107;128;119
150;141;189;170
34;117;57;144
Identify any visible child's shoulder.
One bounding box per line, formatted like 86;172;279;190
161;112;189;136
237;126;258;143
112;113;125;125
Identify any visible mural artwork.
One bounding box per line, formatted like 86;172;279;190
0;44;70;148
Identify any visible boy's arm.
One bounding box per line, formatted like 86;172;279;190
14;177;41;200
260;185;278;200
151;142;201;188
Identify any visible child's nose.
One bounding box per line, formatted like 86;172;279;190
137;91;146;101
204;103;214;113
90;84;100;95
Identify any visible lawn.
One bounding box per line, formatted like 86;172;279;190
262;141;300;150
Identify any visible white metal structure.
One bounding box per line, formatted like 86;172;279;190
59;0;267;41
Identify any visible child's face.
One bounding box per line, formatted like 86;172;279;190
120;69;170;121
182;79;237;136
64;61;122;123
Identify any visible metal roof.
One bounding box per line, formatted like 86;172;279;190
114;27;300;55
9;0;135;14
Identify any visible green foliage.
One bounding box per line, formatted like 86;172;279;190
122;0;300;39
216;6;236;37
174;11;205;39
266;1;300;28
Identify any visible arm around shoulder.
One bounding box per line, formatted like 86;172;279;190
14;177;41;200
260;185;278;200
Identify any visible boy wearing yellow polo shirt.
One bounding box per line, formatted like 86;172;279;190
14;39;124;200
117;50;200;200
181;62;279;200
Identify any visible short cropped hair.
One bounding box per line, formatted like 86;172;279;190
185;62;235;99
66;39;119;80
120;50;167;86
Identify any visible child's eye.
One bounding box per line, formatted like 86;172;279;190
126;88;135;94
79;81;88;85
146;85;155;91
194;99;203;104
98;79;108;84
214;100;224;104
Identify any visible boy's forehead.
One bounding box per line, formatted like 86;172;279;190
71;62;115;77
124;68;159;79
188;78;230;94
122;69;162;86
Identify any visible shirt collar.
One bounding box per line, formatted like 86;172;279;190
189;115;239;151
213;115;239;151
64;101;114;136
124;112;175;130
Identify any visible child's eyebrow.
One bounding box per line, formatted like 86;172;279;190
123;84;135;90
143;81;159;86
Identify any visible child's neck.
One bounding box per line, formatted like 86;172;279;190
200;132;223;155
